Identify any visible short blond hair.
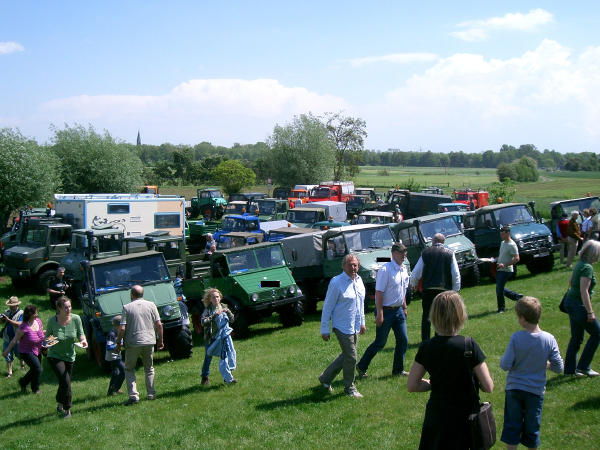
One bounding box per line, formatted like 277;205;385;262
515;296;541;324
429;291;467;335
202;288;222;307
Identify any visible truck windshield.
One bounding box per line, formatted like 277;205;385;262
343;227;394;251
421;218;462;241
348;197;365;207
222;217;247;231
456;193;471;201
494;205;535;226
257;200;276;214
92;254;170;292
290;191;308;198
312;187;331;198
225;204;246;214
287;210;318;224
557;198;600;216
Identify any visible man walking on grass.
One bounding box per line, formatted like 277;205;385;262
357;243;410;378
319;254;366;398
117;285;164;405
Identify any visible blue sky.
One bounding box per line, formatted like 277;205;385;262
1;1;599;153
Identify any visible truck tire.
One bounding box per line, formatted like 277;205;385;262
464;264;481;287
203;207;213;220
90;332;111;373
279;301;304;328
298;282;318;314
223;299;250;338
165;324;193;360
37;269;56;294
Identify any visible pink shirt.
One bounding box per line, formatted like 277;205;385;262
18;318;44;356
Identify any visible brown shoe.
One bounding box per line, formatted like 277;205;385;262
201;376;210;386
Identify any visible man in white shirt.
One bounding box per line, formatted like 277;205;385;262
357;243;410;378
319;254;366;398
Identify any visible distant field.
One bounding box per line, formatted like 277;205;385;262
161;167;600;219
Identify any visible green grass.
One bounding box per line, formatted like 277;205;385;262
2;257;600;449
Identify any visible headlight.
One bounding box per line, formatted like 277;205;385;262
548;235;553;244
370;269;377;280
251;293;259;302
470;248;477;257
162;305;174;317
517;240;524;248
288;285;296;295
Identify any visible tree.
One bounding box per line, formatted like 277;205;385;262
267;113;335;186
487;180;516;204
496;163;517;182
52;124;143;193
324;112;367;180
212;160;256;195
0;128;61;228
514;156;539;182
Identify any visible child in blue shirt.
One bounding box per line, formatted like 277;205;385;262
105;315;125;396
500;296;563;449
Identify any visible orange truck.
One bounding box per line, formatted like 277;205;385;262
453;189;489;210
287;184;317;209
308;181;355;203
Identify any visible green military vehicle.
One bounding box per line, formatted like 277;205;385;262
80;250;193;369
280;224;409;313
3;219;72;292
216;231;264;249
355;187;378;202
187;188;227;220
187;220;219;254
346;194;378;217
1;208;54;262
463;203;557;275
391;212;480;285
256;198;289;222
380;191;452;219
182;242;304;337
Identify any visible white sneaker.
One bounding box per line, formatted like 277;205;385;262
575;369;600;377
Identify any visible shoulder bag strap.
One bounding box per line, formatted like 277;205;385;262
464;336;481;411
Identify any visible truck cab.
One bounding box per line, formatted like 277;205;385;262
256;198;289;221
225;200;259;216
308;181;354;203
213;215;262;241
188;188;227;220
346;194;377;217
453;189;489;210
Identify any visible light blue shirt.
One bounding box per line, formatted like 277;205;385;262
500;329;563;396
375;259;409;307
320;271;365;336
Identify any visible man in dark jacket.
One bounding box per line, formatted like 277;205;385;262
409;233;460;341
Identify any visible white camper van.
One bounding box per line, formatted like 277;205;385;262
54;194;185;237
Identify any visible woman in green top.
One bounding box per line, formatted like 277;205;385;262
564;240;600;376
45;296;87;418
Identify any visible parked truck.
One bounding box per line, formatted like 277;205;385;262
453;189;489;210
308;181;354;203
285;201;347;228
548;196;600;241
255;198;290;221
182;242;305;337
54;193;185;238
379;191;452;219
287;184;317;208
1;208;55;262
280;224;408;313
187;188;227;220
463;203;557;275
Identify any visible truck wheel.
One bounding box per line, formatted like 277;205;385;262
464;264;481;287
222;299;250;338
37;269;56;294
90;332;111;373
279;301;304;328
165;324;193;359
298;282;318;314
203;207;213;220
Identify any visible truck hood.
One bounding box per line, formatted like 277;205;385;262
442;235;474;255
95;282;178;316
4;245;44;257
356;249;411;284
510;223;550;239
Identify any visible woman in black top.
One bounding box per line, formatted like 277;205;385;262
408;291;494;450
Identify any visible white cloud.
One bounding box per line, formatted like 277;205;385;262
451;9;554;42
363;39;600;151
37;79;348;145
0;41;24;54
342;53;439;67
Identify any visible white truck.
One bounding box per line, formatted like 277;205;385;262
54;193;185;237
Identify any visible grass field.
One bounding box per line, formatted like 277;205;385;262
1;256;599;449
160;167;600;220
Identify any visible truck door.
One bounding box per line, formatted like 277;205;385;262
49;227;71;260
473;212;498;258
395;225;421;268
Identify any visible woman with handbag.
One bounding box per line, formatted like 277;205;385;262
407;291;494;449
564;240;600;376
2;304;44;394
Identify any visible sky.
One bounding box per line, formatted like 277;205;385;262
1;1;599;153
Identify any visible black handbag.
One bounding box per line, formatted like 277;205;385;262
465;337;496;450
559;291;569;313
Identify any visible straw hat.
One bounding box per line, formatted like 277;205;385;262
5;296;21;306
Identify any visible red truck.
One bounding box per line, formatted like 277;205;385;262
308;181;355;203
453;189;489;210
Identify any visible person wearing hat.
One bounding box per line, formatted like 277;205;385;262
2;296;24;377
496;226;522;313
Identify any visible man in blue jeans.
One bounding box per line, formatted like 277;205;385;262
357;243;410;377
496;226;522;313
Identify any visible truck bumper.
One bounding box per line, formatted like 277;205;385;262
250;294;305;311
163;317;183;330
4;267;31;278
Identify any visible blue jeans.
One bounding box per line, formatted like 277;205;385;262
108;359;125;393
496;271;520;311
501;389;544;448
565;297;600;373
357;307;407;373
201;343;212;377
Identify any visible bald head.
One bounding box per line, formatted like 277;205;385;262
131;285;144;300
432;233;445;244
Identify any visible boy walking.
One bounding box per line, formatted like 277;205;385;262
500;296;563;449
105;316;125;396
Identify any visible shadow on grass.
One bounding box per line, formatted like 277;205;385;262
254;385;345;410
468;310;500;320
571;396;600;410
545;374;583;390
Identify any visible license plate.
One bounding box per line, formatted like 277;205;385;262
534;251;549;258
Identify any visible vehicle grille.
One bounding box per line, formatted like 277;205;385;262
519;235;551;252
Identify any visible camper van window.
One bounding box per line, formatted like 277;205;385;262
107;204;130;214
154;213;181;229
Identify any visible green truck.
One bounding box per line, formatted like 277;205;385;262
256;198;290;222
391;212;480;285
182;242;305;337
463;203;557;275
280;224;408;313
80;250;193;369
380;191;452;219
1;208;54;262
187;188;228;220
3;219;72;291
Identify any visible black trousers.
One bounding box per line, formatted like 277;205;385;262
20;352;42;392
48;357;74;410
421;288;446;342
